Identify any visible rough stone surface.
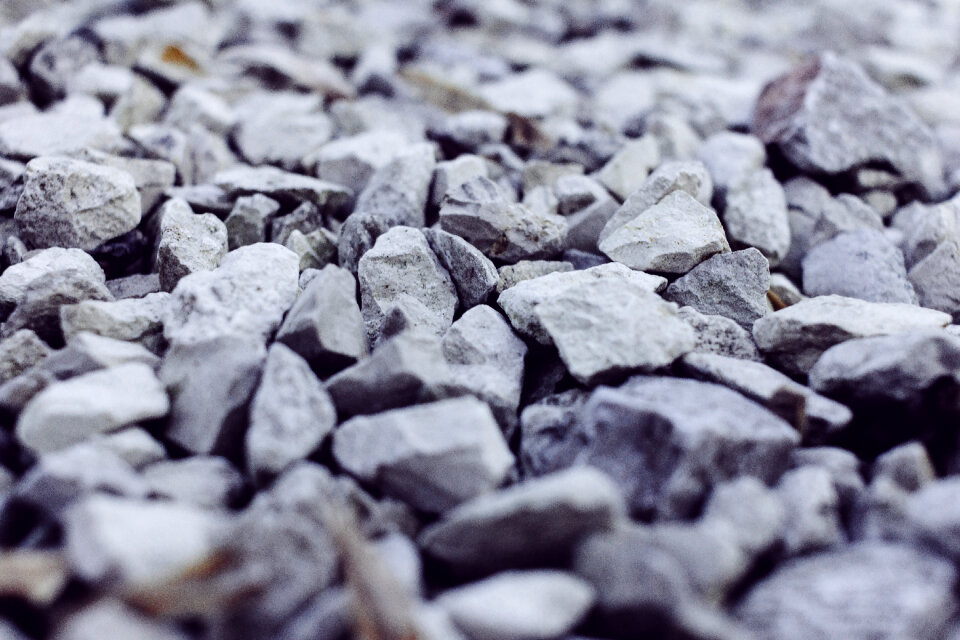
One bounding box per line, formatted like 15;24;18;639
721;169;791;266
424;228;499;309
909;240;960;321
156;198;228;292
214;165;352;213
677;306;763;361
0;329;51;384
0;247;105;319
60;292;170;354
224;194;280;250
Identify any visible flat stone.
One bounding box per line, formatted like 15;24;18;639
721;169;791;266
16;363;169;455
681;352;852;443
753;295;951;376
802;229;916;303
247;344;337;480
0;329;50;384
664;248;770;330
599;190;729;274
163;243;300;346
276;264;366;375
495;260;573;294
437;571;595;640
736;543;956;640
308;130;409;193
224;194;280;250
439;177;567;263
754;52;945;197
60;292;170;354
535;277;695;385
105;273;160;300
358;226;458;345
424;228;499;309
156;198;228;292
214;165;352;213
333;397;514;513
14;157;141;251
497;262;667;345
419;467;625;577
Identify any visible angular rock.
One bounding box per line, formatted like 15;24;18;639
142;456;245;510
285;228;337;272
909;239;960;320
93;427;166;471
424;228;498;308
233;98;333;171
333;397;514;513
676;306;763;361
697;131;766;193
357;226;458;345
0;110;126;160
776;466;843;556
519;389;591;477
52;599;191;640
433;110;508;152
873;442;935;493
214;165;352;213
754;52;945;197
754;295;951;376
664;248;770;330
479;69;578;119
309;130;409;193
419;467;625;577
439;177;567;263
535;278;695;385
71;149;176;214
60;292;170;354
0;329;51;384
271;201;323;247
802;229;916;303
599;190;729;274
496;260;573;294
247;344;336;480
14;157;141;251
721;169;791;266
163;243;300;346
224;194;280;250
596;135;660;200
437;571;595;640
431;155;489;209
554;175;619;252
156;198;228;292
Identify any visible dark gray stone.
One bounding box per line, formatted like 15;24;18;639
802;229;916;303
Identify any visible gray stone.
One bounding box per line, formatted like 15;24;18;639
720;169;791;266
596;136;660;200
676;306;763;360
160;336;266;456
142;456;245;510
497;262;666;345
554;176;619;253
424;228;499;308
434;110;508;151
802;229;916;303
702;477;787;559
896;195;960;269
247;344;336;480
214;165;352;213
358;226;458;345
16;363;168;454
769;273;805;307
0;110;127;160
14;157;141;251
333;397;514;513
419;467;625;577
535;278;695;385
156;198;228;292
665;248;770;330
903;477;960;559
736;543;956;640
873;442;935;493
70;149;175;214
598;160;714;244
271;202;324;247
438;571;595;640
93;427;165;471
697;131;766;193
225;194;280;250
308;130;409;193
680;352;852;443
519;389;591;478
776;466;843;556
754;52;945;197
599;190;729;274
480;69;578;119
753;295;951;376
60;292;170;354
164;85;236;136
276;264;366;374
439;177;567;263
909;240;960;320
0;247;105;320
496;260;573;294
163;243;300;346
52;599;190;640
431;155;489;209
0;329;50;384
285;228;337;272
233;98;333;171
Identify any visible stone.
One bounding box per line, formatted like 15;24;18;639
562;377;799;518
0;329;51;384
0;248;98;320
156;198;228;292
214;165;352;213
430;155;489;208
224;194;280;250
535;278;695;385
676;306;763;360
163;243;300;346
439;177;567;263
497;262;666;345
702;477;787;559
754;52;945;197
596;136;660;200
495;260;574;294
16;363;169;455
52;599;191;640
599;190;729;274
554;176;619;252
437;571;595;640
358;226;458;345
70;149;176;214
519;390;591;478
776;466;843;555
909;240;960;320
664;248;770;330
0;110;126;160
424;228;498;308
802;229;916;304
333;397;514;513
697;131;766;193
769;273;805;307
433;110;508;151
896;195;960;269
419;467;624;577
480;69;578;119
161;336;266;457
60;292;170;354
14;157;141;251
142;456;245;510
93;427;165;471
233;99;333;171
736;543;956;640
753;295;951;376
276;264;366;374
285;228;337;272
271;202;324;246
308;130;409;193
680;352;852;443
903;477;960;559
720;169;791;266
247;344;337;481
873;442;935;493
164;85;236;136
598;160;714;244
